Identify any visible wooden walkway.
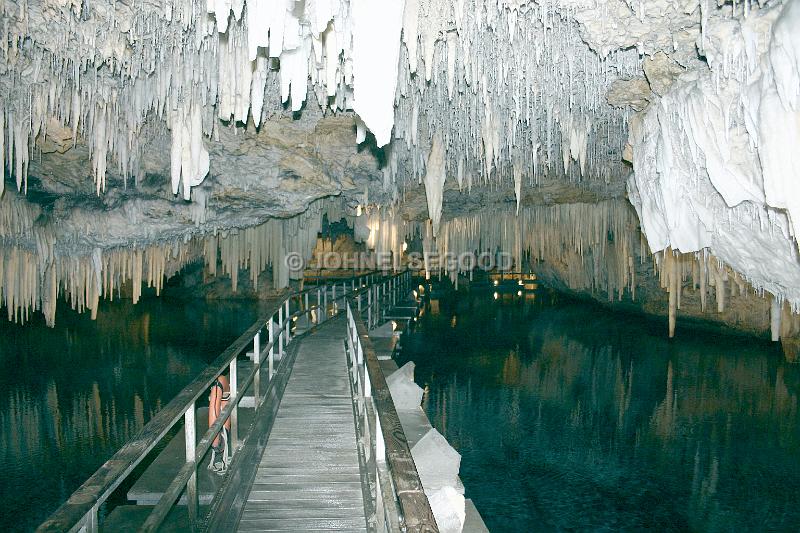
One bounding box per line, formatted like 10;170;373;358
236;317;368;532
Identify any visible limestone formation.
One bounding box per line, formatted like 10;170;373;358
0;0;797;339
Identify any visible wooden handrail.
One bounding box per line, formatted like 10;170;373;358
345;272;439;532
38;270;382;533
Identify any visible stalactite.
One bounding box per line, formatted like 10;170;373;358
666;249;678;338
771;295;782;342
423;134;446;236
0;196;333;326
0;0;645;205
628;1;800;313
426;200;797;338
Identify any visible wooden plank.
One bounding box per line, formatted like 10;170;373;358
235;318;369;531
238;508;364;519
237;517;369;529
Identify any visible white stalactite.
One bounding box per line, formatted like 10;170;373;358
423;134;446;236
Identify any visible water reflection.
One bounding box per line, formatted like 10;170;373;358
399;291;800;532
0;298;263;532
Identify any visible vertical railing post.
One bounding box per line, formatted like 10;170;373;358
268;316;275;379
284;299;291;343
278;306;284;361
253;332;261;407
316;288;321;324
85;504;98;533
381;282;386;322
323;284;329;319
184;404;198;529
367;286;372;327
373;285;379;328
229;358;238;450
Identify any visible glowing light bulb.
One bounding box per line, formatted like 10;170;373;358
493;292;499;299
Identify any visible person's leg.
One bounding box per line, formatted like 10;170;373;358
209;380;223;448
208;376;231;472
218;375;231;435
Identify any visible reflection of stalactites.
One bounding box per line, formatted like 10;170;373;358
651;360;677;439
134;394;144;430
615;357;633;429
501;350;522;386
692;452;720;516
142;312;150;346
773;366;799;445
570;400;583;429
92;382;105;444
46;381;63;452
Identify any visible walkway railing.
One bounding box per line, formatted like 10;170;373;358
39;271;384;533
346;272;439;533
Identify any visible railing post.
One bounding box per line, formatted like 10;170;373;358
367;287;372;327
316;288;321;324
85;505;98;533
373;285;378;328
253;332;261;407
184;404;198;529
284;299;291;343
381;282;386;322
278;306;284;361
268;316;275;379
323;284;329;319
229;358;239;451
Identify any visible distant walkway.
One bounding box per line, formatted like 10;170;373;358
237;317;368;532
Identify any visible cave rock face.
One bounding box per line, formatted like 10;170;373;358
627;0;800;308
1;0;799;324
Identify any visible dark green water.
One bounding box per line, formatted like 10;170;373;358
398;290;800;532
0;298;264;532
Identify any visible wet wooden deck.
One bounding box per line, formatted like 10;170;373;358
236;317;368;532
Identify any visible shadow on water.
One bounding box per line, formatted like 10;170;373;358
0;297;265;532
397;289;800;532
